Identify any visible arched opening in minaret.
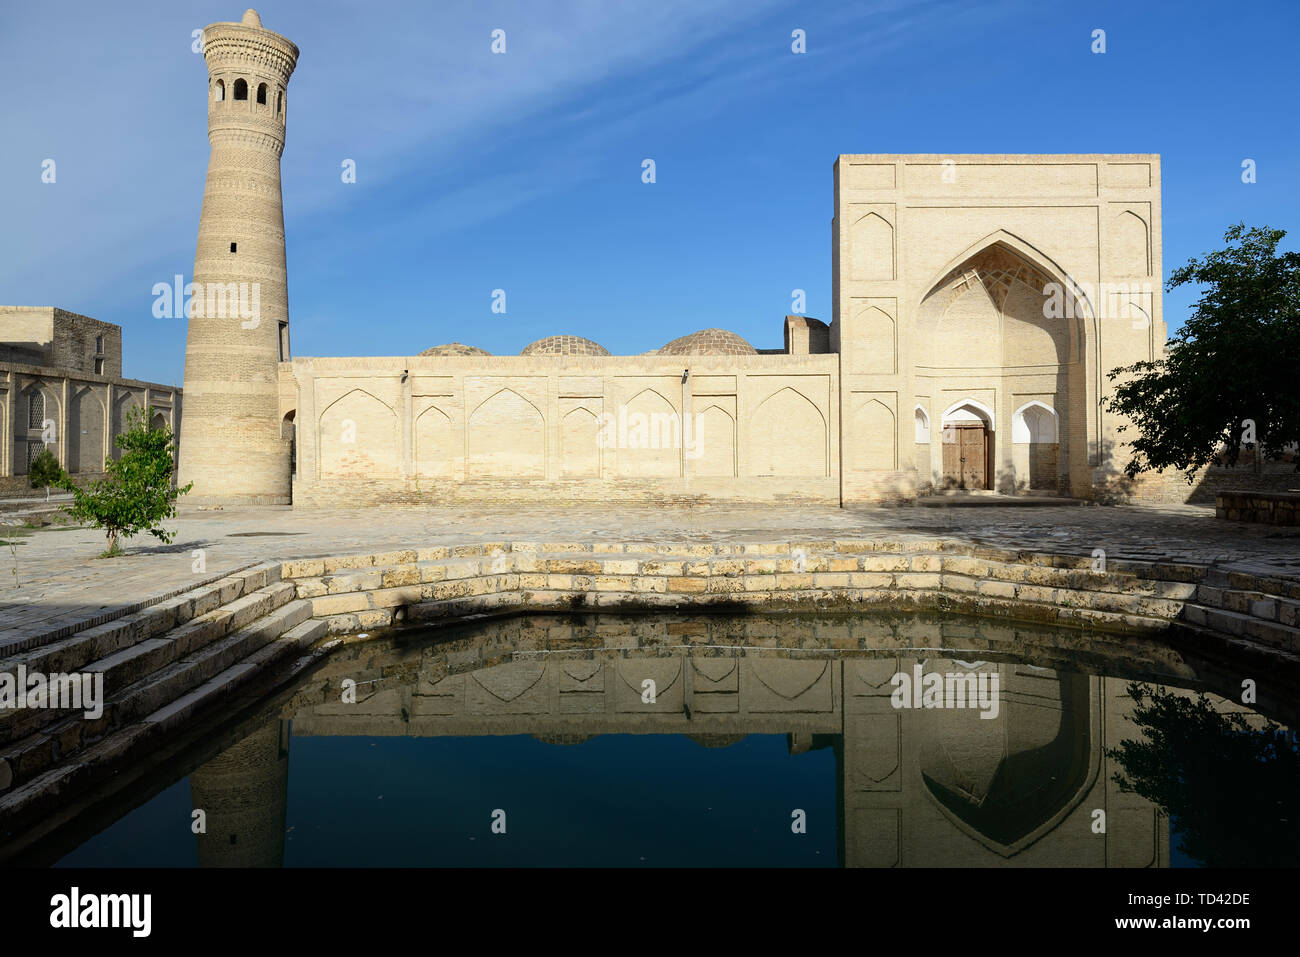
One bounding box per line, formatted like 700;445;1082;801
233;78;248;100
282;411;296;477
213;79;224;102
276;90;283;114
256;83;267;105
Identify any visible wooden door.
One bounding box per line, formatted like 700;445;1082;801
941;424;987;489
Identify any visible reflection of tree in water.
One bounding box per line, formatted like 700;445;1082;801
1107;683;1300;867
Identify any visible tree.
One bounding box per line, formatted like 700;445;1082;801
58;406;192;555
28;448;64;501
1105;224;1300;481
1107;682;1299;867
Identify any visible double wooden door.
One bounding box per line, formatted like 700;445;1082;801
941;424;989;489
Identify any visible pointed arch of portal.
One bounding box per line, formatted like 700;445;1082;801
918;229;1097;362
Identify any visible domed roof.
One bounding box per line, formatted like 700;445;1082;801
419;343;491;357
520;335;610;357
659;328;757;356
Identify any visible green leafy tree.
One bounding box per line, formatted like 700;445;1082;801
58;406;192;555
28;448;65;501
1107;682;1300;867
1105;224;1300;480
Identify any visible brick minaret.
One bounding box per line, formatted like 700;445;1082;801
179;9;297;503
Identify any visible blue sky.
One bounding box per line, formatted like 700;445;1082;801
3;0;1297;387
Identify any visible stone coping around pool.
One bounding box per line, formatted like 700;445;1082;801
275;538;1300;657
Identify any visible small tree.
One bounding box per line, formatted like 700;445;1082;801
58;406;192;555
1105;223;1300;481
28;448;65;501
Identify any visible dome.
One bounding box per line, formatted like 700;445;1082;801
659;328;757;356
520;335;610;357
419;343;491;357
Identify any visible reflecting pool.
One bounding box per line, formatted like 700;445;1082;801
15;611;1300;867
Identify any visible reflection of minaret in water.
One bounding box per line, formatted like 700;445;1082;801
190;719;290;867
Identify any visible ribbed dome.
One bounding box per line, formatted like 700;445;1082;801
520;335;610;357
418;343;491;357
659;328;757;356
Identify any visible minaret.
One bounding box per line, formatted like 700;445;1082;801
179;9;298;504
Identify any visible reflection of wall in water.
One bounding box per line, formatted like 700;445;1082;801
190;720;290;867
843;660;1167;867
282;644;1170;868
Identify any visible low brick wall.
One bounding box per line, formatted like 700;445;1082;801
1216;490;1300;525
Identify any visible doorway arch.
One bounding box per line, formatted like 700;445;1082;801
941;400;993;489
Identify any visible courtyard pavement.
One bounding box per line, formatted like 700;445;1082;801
1;502;1298;645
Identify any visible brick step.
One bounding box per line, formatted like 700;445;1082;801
1180;603;1300;652
0;618;329;836
0;580;297;746
0;599;313;793
0;561;279;659
1194;585;1300;626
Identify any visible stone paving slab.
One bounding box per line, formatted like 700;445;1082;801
0;502;1297;644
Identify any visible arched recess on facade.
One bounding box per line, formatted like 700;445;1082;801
1012;400;1061;491
468;388;545;478
614;387;680;478
414;405;454;479
693;403;736;478
317;388;399;479
913;405;930;443
916;231;1092;489
21;382;61;473
560;406;600;478
748;387;827;476
917;230;1095;370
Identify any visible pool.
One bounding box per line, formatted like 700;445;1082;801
15;611;1299;868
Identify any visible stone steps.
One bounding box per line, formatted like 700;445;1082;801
1179;602;1300;652
1195;584;1300;627
0;599;319;796
0;560;276;657
0;616;328;829
0;578;297;746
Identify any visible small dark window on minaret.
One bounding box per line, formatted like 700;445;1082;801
230;242;237;253
256;83;267;105
233;78;248;100
277;91;283;114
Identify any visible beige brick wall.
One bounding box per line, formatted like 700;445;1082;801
832;154;1165;503
287;353;840;505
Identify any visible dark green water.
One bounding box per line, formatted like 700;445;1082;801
19;611;1300;868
